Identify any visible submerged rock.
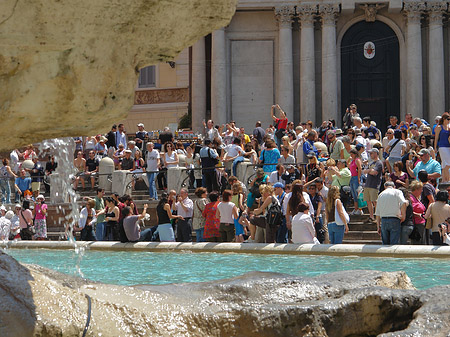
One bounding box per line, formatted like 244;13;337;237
0;0;237;150
0;251;449;336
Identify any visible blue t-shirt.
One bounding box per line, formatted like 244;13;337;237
413;159;442;179
15;177;31;191
364;126;379;139
260;149;280;173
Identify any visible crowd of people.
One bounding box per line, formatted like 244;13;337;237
2;104;450;246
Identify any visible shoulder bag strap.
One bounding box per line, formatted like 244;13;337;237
388;139;401;155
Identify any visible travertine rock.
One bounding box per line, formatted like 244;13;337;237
1;251;449;337
0;0;237;150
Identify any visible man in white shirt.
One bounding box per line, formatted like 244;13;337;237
146;142;160;200
279;146;295;164
375;181;407;245
173;188;193;242
269;164;285;186
224;137;245;172
115;123;127;148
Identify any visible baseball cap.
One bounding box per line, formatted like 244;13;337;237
418;148;430;156
355;143;364;151
137;123;144;127
273;182;284;189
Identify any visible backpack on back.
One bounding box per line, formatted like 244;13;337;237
266;196;283;228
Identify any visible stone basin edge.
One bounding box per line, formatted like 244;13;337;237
2;241;450;258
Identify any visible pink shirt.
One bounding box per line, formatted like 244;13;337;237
349;159;358;177
35;203;47;220
19;209;33;229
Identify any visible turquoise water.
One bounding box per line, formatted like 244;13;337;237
5;249;450;290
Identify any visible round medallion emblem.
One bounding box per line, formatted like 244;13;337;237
364;41;375;59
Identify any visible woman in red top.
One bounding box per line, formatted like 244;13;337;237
202;192;221;242
271;104;288;146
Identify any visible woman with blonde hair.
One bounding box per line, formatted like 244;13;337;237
325;186;349;244
231;182;245;242
281;136;294;155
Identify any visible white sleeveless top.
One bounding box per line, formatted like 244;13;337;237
164;152;178;168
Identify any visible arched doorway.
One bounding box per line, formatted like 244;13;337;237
341;20;400;132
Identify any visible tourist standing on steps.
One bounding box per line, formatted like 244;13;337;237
348;148;362;216
192;187;207;242
100;197;120;241
216;189;239;242
325;186;349;244
434;112;450;182
76;199;97;241
173;188;193;242
33;194;47;241
200;139;219;193
145;142;160;200
270;104;288;147
0;158;17;205
362;148;383;223
155;192;180;242
424;191;450;245
94;188;106;241
375;181;407;245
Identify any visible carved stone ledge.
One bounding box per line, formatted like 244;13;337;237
134;88;189;105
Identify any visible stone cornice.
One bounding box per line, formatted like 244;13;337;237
427;1;448;24
298;4;317;27
319;3;340;26
403;1;426;23
275;5;295;28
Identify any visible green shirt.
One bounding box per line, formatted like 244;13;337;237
95;196;106;223
331;168;351;187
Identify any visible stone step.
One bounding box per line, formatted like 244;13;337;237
348;223;378;231
342;239;382;245
345;231;380;241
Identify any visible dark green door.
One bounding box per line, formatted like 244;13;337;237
341;20;400;132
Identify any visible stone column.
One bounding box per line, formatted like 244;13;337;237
211;27;227;126
319;4;339;124
403;2;425;118
191;37;206;133
275;6;294;122
299;4;317;125
427;2;447;119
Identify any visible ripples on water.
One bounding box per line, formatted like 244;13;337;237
7;249;450;290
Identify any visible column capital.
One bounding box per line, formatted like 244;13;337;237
403;2;426;23
275;6;295;28
298;4;317;27
427;2;447;24
319;4;340;26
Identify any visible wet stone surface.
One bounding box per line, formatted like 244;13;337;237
0;251;449;336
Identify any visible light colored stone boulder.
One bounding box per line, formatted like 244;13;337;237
0;0;237;150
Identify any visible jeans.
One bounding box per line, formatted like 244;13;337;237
139;228;156;241
400;225;413;245
156;223;175;242
381;217;401;245
195;228;205;242
0;179;11;204
328;222;345;244
349;176;359;201
147;172;158;200
95;222;106;241
276;218;288;243
80;226;96;241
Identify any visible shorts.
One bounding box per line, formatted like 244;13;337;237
31;182;41;192
234;218;244;236
363;187;378;202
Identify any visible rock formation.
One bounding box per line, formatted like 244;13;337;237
1;251;449;336
0;0;237;150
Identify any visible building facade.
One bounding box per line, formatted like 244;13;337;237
129;0;450;134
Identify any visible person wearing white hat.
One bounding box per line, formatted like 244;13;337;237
135;123;147;151
0;210;13;240
33;195;47;240
10;204;22;240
